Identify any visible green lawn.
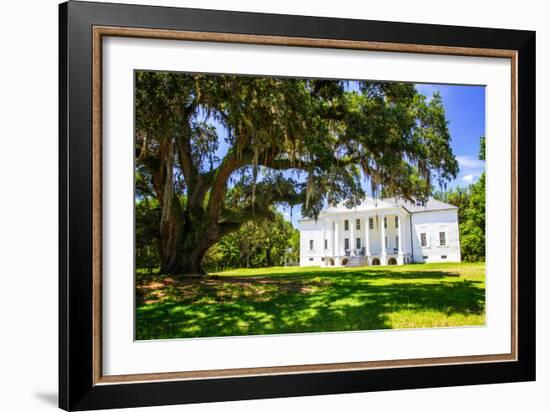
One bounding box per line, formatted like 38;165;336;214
136;262;485;340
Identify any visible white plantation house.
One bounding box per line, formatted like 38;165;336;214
299;197;461;267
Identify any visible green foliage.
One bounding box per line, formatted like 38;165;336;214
136;262;485;339
460;173;485;262
479;136;486;161
203;210;299;271
135;197;161;270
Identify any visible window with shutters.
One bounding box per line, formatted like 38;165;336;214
439;231;446;246
420;233;428;247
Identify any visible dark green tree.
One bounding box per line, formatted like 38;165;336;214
135;197;161;271
460;172;485;262
204;210;299;271
136;72;458;275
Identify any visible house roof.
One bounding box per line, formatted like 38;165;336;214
393;197;458;213
300;196;456;221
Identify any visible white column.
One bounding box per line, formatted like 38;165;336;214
364;215;370;256
322;220;326;257
350;216;355;254
397;214;403;255
380;214;386;257
331;220;335;256
334;220;340;257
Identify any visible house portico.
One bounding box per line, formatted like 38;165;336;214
299;197;461;267
321;209;409;266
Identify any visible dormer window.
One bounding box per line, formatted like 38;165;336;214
415;199;425;207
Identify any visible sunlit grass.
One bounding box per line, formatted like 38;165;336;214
136;262;485;340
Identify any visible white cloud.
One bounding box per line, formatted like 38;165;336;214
456;155;484;170
462;174;475;183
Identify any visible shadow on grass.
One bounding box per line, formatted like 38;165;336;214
136;268;485;340
214;270;462;281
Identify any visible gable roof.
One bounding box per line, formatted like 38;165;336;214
317;196;456;216
299;196;457;222
391;197;458;213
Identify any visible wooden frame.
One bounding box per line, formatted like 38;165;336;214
60;1;535;410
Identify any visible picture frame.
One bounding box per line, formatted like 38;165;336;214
59;1;535;410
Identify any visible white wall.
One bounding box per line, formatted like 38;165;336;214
0;1;547;412
411;210;461;263
299;219;326;266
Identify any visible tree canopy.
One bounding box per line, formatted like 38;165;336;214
135;72;459;274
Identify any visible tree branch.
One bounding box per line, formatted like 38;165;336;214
220;205;275;224
206;143;279;220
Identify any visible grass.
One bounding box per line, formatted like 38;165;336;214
136;262;485;340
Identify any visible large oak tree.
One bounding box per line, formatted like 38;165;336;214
135;72;458;275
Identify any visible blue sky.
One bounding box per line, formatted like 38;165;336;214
281;83;486;227
416;83;486;188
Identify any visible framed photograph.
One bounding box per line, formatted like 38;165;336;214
59;1;535;410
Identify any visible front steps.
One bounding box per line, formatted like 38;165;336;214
345;256;367;267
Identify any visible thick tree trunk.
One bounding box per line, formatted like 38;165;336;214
159;210;222;276
160;244;207;276
265;248;272;267
158;211;185;274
